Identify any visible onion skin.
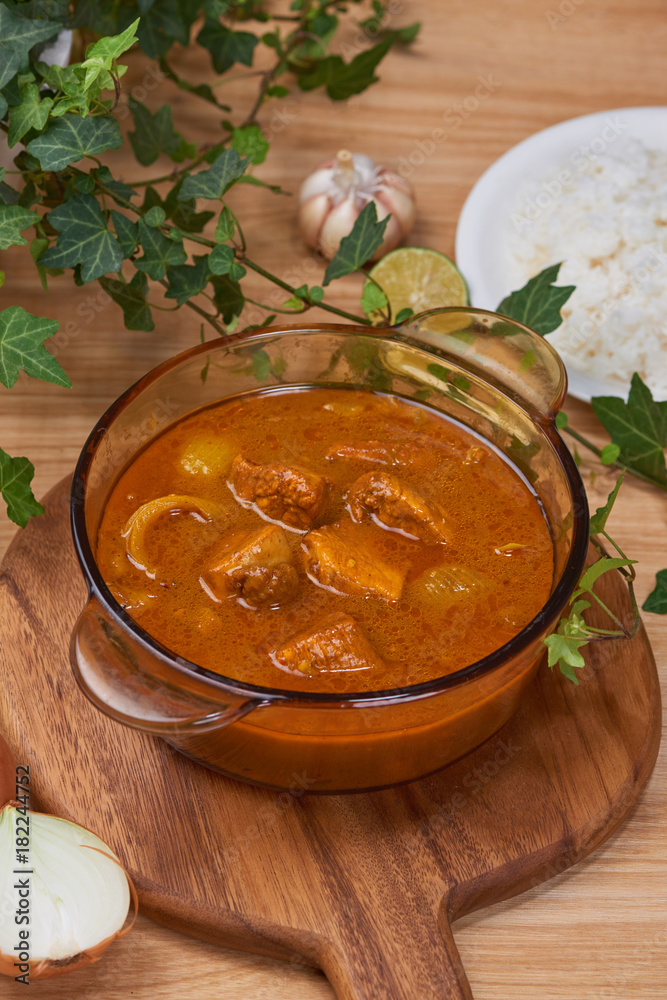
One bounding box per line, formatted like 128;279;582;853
0;733;16;808
0;809;138;980
298;150;416;261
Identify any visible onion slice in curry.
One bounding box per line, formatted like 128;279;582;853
122;494;219;578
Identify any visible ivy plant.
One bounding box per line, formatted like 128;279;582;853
0;0;420;525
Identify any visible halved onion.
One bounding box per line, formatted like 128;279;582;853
122;493;219;577
0;804;137;980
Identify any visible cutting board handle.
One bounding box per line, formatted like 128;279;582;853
319;907;474;1000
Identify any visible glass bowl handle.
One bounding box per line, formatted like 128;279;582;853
70;597;264;736
394;307;568;419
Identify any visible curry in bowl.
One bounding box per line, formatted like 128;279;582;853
71;320;588;791
96;386;554;694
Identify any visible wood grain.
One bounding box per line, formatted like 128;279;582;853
0;477;661;999
1;0;666;996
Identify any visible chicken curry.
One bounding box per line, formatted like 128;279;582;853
96;387;554;693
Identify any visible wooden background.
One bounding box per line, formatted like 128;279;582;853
1;0;666;997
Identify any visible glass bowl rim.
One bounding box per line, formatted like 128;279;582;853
70;317;590;706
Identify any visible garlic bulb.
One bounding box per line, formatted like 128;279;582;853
298;150;415;260
0;737;136;982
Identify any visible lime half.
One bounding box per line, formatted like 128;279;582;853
367;247;469;322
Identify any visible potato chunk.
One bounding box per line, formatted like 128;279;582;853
271;613;383;676
202;524;298;608
229;455;328;530
180;436;234;477
347;471;449;545
302;524;405;601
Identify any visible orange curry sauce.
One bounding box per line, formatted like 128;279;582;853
96;387;554;692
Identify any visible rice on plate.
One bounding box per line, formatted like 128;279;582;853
507;134;667;400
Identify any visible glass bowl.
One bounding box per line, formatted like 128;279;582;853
70;311;589;793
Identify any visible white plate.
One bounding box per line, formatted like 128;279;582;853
455;107;667;402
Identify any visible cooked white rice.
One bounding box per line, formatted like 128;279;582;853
508;135;667;400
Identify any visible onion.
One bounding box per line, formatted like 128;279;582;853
0;734;137;981
298;149;416;260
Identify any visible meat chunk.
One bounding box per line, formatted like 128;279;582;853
326;439;418;467
271;613;383;676
229;455;328;530
202;524;298;608
302;524;405;601
347;471;449;545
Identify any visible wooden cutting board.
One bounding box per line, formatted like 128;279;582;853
0;478;661;1000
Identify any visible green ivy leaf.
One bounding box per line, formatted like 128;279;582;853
144;205;166;227
40;194;123;282
128;97;189;166
165;256;211;306
142;182;214;234
0;446;44;528
197;21;259;74
0;204;40;250
395;22;421;43
394;306;414;324
497;263;575;336
323;202;389;285
27;116;123;172
37;63;89;118
7;84;53;147
544;631;587;684
574;556;636;598
600;442;621;465
94;166;137;205
360;281;388;317
592;373;667;488
209;243;235;275
29;235;61;291
99;272;154;332
0;95;8;120
228;260;246;281
110;210;138;258
298;35;392;101
179;148;249;201
251;348;272;381
588;473;624;536
0;5;59;89
282;295;304;310
81;17;140;89
135;0;201;59
642;569;667;615
211;273;244;324
0;305;70;388
214;206;235;242
231;124;269;166
157;56;232;112
74;174;96;194
135;217;187;279
235;174;290;195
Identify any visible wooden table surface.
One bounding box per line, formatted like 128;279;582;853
1;1;665;997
